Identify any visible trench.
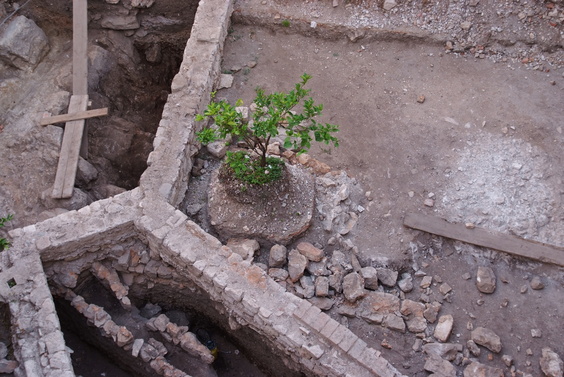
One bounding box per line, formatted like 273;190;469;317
53;272;304;377
26;0;199;197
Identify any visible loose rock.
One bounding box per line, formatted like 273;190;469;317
360;266;378;290
530;275;545;290
463;361;503;377
342;272;366;302
434;314;454;342
227;238;259;260
398;273;414;292
471;327;502;353
540;348;563;377
476;266;496;294
424;354;456;377
377;268;398;287
269;244;287;267
287;249;308;282
296;241;324;262
423;343;463;362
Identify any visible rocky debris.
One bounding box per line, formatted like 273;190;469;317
297;241;324;262
314;171;363;235
227;238;260;260
100;14;140;30
467;340;481;357
383;0;398;11
530;275;545;290
131;0;155;8
423;343;463;362
288;249;308;282
420;275;433;289
140;302;162;319
471;327;502;353
360;266;378;290
218;74;234;89
269;268;289;281
377;268;398;287
342;272;366;302
0;16;50;71
501;354;513;367
0;359;18;374
76;157;99;188
424;354;456;377
476;266;496;294
463;361;504;377
297;275;315;298
434;314;454;342
540;348;563;377
398;273;413;292
269;244;287;267
423;301;442;323
207;140;228;159
315;276;330;297
401;299;424;317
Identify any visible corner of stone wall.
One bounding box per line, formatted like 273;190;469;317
135;209;406;377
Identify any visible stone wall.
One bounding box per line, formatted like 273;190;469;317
3;0;406;375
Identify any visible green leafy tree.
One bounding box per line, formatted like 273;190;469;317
196;74;339;184
0;214;13;251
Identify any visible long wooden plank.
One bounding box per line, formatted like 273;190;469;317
403;212;564;267
73;0;88;95
40;108;108;126
52;95;89;198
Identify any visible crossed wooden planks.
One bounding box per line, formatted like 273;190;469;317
51;95;89;198
404;212;564;267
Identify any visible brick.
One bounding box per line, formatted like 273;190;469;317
348;338;367;359
292;299;312;319
338;330;358;352
300;305;322;325
213;271;229;289
358;348;381;370
303;343;324;359
223;286;244;303
328;325;347;346
320;318;340;338
307;311;330;332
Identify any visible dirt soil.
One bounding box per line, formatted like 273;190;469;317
211;2;564;375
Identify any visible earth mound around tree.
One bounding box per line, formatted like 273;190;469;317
208;162;315;246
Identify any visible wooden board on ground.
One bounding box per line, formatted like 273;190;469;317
40;108;108;126
51;94;89;199
403;212;564;267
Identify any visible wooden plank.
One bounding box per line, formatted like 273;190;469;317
52;94;89;199
40;108;108;126
72;0;88;95
403;212;564;267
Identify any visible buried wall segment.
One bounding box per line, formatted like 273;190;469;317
4;0;404;375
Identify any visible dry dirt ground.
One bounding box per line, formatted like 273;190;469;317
213;3;564;376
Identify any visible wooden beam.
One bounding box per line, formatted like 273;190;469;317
52;94;89;199
403;212;564;267
40;108;108;126
73;0;88;95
